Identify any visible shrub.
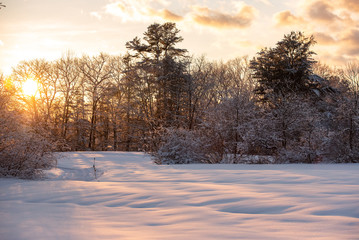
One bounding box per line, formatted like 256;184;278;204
153;128;208;164
0;106;56;178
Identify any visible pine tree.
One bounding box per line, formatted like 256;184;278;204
126;22;189;129
250;31;317;103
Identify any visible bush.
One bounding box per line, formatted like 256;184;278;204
0;107;56;179
0;133;56;178
153;128;208;164
227;155;276;164
274;145;327;164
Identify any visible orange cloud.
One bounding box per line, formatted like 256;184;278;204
314;32;336;45
316;53;350;66
190;5;256;29
274;10;306;26
105;1;257;29
105;0;178;22
340;30;359;55
306;1;341;22
340;0;359;12
148;8;183;21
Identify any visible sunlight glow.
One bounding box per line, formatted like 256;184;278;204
23;78;38;96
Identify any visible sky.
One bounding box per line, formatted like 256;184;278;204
0;0;359;75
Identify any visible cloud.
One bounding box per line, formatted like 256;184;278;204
300;0;359;60
236;40;254;47
105;1;147;22
274;10;306;26
105;0;257;29
105;0;183;23
0;40;3;46
90;12;102;20
316;53;350;66
278;0;357;28
340;29;359;55
148;8;184;21
314;32;336;45
190;4;256;29
340;0;359;12
255;0;272;6
306;1;341;22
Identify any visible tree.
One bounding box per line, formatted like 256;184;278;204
326;61;359;162
186;56;216;130
115;54;144;151
106;55;125;151
55;53;81;140
153;57;257;164
249;32;340;162
126;22;189;129
250;31;317;103
78;53;113;150
198;57;256;162
342;62;359;151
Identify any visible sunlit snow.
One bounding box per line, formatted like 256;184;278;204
1;152;358;239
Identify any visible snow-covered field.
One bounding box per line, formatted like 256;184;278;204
1;152;358;240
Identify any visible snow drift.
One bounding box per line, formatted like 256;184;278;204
0;152;358;239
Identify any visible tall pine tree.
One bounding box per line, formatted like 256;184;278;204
250;31;317;103
126;22;189;128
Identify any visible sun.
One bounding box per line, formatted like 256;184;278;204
23;78;38;96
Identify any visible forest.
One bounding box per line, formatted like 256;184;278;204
1;22;359;177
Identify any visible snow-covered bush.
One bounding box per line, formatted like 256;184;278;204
0;131;56;178
0;109;57;178
220;154;276;164
154;128;208;164
325;132;359;163
276;148;319;163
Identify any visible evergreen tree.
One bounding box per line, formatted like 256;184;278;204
250;31;317;103
126;22;189;129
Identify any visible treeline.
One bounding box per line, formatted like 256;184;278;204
1;23;359;168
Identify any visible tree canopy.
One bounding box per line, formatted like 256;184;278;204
250;31;317;102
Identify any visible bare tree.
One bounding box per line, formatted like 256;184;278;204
186;56;216;130
339;62;359;152
12;59;58;128
56;53;81;140
79;53;113;150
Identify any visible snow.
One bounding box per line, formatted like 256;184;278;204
1;152;358;240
